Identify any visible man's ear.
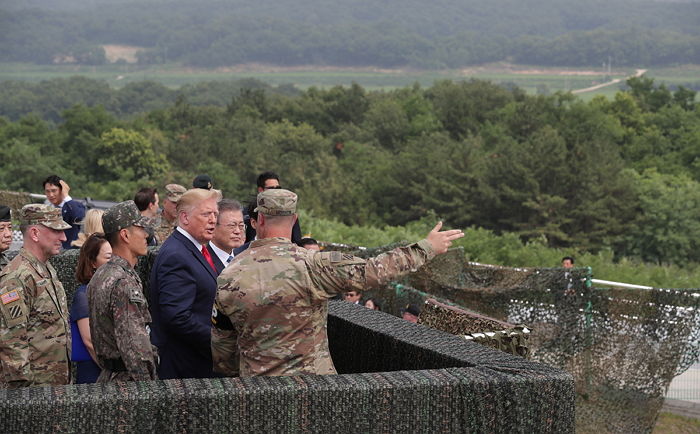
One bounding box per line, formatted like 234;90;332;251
119;228;130;244
30;226;41;242
179;211;189;226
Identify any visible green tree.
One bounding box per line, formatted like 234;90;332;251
97;128;169;180
622;170;700;264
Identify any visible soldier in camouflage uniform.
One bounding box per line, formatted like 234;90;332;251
0;204;72;388
212;189;464;377
0;206;12;272
154;183;186;244
88;200;158;382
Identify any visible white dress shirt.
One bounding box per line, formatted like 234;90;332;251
209;241;234;266
176;226;204;252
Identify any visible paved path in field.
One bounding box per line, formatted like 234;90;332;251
572;68;647;94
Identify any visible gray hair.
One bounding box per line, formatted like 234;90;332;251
217;199;243;224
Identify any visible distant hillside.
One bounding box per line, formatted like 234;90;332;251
2;0;700;67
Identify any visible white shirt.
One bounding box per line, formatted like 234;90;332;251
176;226;204;252
209;241;234;266
44;195;73;209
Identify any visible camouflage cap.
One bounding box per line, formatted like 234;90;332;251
255;189;297;216
164;183;187;203
102;200;153;233
19;204;71;230
0;205;10;222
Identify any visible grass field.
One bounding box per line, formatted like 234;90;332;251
653;412;700;433
0;62;698;99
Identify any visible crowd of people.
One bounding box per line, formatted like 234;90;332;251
0;171;466;387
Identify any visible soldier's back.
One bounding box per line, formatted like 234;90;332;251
218;237;335;377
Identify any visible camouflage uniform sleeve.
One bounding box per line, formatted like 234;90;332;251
0;277;33;388
211;276;240;377
111;281;157;381
211;286;239;377
311;239;435;297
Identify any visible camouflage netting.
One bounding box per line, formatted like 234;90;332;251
348;246;700;433
0;248;575;433
0;190;38;218
420;299;531;358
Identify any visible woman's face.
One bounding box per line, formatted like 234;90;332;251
93;241;113;269
364;299;376;310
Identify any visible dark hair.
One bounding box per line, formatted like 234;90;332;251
256;171;279;189
43;174;63;190
217;199;243;224
246;200;258;221
134;187;158;212
298;237;318;248
561;256;575;264
218;199;242;214
364;298;381;311
75;233;108;284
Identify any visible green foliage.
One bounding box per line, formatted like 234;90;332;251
621;170;700;264
0;78;295;122
302;211;700;289
5;1;700;68
1;76;699;274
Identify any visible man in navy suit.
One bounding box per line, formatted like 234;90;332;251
149;188;224;379
209;199;245;270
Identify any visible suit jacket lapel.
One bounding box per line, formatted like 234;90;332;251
211;251;225;275
173;231;218;282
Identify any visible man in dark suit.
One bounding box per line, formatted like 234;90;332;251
234;201;257;256
149;188;224;379
209;199;245;269
244;171;302;244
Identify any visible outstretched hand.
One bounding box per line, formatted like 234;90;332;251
425;221;464;255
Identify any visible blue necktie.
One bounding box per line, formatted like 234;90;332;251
227;255;233;263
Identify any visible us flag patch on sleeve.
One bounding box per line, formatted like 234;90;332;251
1;290;20;305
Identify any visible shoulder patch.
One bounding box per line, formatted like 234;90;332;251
0;293;27;327
330;251;343;263
318;251;365;267
1;290;20;305
212;306;235;331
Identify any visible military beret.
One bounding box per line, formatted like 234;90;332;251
19;204;71;230
0;205;10;222
102;200;153;233
164;183;187;203
255;189;297;216
193;174;213;190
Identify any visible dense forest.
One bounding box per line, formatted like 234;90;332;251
2;0;700;67
0;76;698;268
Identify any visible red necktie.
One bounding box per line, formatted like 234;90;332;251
201;245;217;272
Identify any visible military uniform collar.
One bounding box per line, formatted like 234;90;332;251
250;237;292;247
18;247;51;277
109;254;138;274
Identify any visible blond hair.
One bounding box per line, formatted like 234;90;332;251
71;209;105;248
177;188;222;215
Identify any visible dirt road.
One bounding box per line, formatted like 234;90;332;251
572;68;647;94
